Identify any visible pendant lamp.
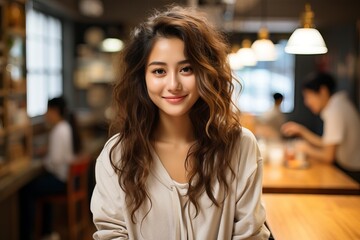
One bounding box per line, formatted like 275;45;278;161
228;52;243;70
251;0;277;61
252;27;277;61
285;4;327;55
237;39;257;67
101;38;124;52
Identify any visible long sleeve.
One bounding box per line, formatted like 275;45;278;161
91;144;129;240
232;129;270;239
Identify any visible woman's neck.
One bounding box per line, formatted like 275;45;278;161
154;114;195;144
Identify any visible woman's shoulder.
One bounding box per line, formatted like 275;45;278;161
233;127;261;174
100;133;122;161
239;127;258;146
227;127;259;160
96;134;121;175
104;133;121;149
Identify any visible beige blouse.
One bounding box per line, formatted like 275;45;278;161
91;128;270;240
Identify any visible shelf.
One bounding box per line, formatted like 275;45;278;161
7;123;30;134
0;0;30;175
9;0;26;4
0;164;10;181
6;28;25;37
0;58;5;67
9;86;26;95
8;56;25;65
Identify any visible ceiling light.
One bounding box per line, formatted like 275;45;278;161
228;52;243;70
285;4;327;55
79;0;104;17
251;27;277;61
237;39;257;67
251;0;277;61
101;38;124;52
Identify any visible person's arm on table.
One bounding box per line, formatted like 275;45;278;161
282;121;337;164
297;141;336;164
281;121;322;147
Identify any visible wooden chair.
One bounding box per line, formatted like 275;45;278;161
35;154;92;240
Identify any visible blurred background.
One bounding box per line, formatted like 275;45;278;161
0;0;359;239
24;0;360;135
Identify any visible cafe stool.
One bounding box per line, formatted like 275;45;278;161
35;154;92;240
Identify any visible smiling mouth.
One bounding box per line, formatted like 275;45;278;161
163;95;187;103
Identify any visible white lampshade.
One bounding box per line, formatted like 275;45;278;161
285;28;328;54
252;39;277;61
101;38;124;52
237;39;257;67
251;27;277;61
228;53;243;70
285;4;328;55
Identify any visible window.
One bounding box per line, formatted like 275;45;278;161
233;40;295;114
26;8;63;117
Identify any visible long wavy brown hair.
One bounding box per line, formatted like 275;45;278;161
109;6;242;222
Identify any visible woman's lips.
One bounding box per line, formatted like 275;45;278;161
163;95;187;104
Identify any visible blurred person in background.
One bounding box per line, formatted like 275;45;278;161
20;96;82;240
281;72;360;182
256;92;286;139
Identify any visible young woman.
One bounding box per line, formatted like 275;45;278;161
91;6;269;239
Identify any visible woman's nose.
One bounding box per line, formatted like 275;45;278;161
167;72;181;91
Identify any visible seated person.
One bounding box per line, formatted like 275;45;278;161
20;97;82;240
256;93;286;139
281;72;360;182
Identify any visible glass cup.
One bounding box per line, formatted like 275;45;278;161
284;139;308;168
267;142;284;166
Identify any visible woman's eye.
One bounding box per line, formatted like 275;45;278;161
152;69;166;75
180;66;193;74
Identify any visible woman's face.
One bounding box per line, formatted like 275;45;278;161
145;37;200;118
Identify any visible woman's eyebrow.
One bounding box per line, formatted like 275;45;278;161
147;59;190;67
147;61;166;67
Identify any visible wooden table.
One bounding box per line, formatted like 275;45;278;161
262;160;360;194
263;194;360;240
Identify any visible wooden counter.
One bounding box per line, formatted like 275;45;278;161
263;160;360;194
0;160;44;240
263;194;360;240
0;159;43;202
